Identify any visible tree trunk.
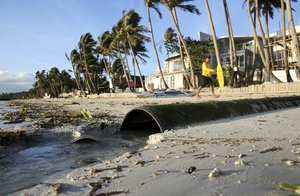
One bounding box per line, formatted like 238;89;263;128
281;0;292;82
264;12;275;72
133;58;136;89
223;0;237;69
256;3;281;83
83;72;93;94
170;8;195;89
255;0;271;81
123;48;133;89
102;56;115;88
117;43;131;88
72;67;80;90
204;0;221;65
128;41;147;91
286;0;300;67
82;54;97;93
252;11;257;69
147;7;169;89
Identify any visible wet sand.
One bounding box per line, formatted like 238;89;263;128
7;91;300;195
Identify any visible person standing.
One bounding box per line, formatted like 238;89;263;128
195;55;219;98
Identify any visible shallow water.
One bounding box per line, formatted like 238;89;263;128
0;102;148;195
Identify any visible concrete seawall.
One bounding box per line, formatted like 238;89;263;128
221;82;300;94
121;96;300;133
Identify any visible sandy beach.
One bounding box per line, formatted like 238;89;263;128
4;91;300;196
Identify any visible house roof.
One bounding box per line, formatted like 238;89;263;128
164;54;182;62
217;35;255;43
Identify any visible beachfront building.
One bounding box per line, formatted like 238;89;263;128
146;26;300;90
145;32;264;90
145;54;190;90
269;25;300;82
215;35;263;81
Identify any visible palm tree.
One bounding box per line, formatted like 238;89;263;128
222;0;237;70
34;70;47;97
48;67;61;97
280;0;291;81
97;31;115;88
247;0;268;74
164;27;193;88
78;33;98;93
111;26;131;88
145;0;169;89
173;8;193;89
59;70;73;93
204;0;221;66
286;0;300;66
254;0;272;81
111;58;124;85
118;10;151;91
161;0;200;89
247;0;282;82
66;50;84;93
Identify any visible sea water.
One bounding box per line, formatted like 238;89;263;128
0;101;148;195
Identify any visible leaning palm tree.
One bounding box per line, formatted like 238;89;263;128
254;0;272;81
118;10;151;91
286;0;300;66
97;31;115;88
48;67;61;97
280;0;290;81
222;0;237;69
66;50;85;93
78;33;98;93
204;0;221;66
161;0;200;89
164;27;192;89
110;26;131;88
145;0;169;89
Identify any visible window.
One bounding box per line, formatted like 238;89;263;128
170;76;175;88
173;60;183;71
236;44;244;51
238;55;244;67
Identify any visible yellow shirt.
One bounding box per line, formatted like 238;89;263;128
202;62;215;77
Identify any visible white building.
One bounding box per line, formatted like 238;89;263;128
145;54;190;90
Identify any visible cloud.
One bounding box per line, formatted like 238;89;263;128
0;70;34;94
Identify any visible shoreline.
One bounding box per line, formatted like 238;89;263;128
3;92;300;195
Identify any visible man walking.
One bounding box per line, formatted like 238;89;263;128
195;55;219;98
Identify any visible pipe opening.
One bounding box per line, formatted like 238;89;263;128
120;109;161;133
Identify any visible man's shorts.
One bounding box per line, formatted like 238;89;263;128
200;75;213;88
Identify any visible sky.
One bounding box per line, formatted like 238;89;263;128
0;0;299;93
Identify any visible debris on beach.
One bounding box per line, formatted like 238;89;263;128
124;151;139;159
280;159;298;166
187;166;196;174
89;165;126;174
208;168;222;178
285;160;295;167
260;146;282;153
193;152;210;159
88;181;103;195
0;128;27;145
80;109;93;119
93;190;129;196
237;153;246;159
280;183;300;195
147;134;166;145
234;159;245;165
132;160;145;167
291;148;300;155
49;183;63;195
